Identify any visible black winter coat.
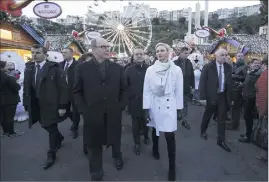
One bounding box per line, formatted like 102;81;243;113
73;59;128;148
174;58;194;94
199;61;232;105
232;60;247;89
242;69;262;99
23;61;68;128
0;71;20;106
124;63;148;117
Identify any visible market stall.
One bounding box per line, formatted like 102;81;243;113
0;22;45;62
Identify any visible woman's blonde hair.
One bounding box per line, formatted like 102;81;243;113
155;43;171;51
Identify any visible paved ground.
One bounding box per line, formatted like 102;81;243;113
1;104;268;181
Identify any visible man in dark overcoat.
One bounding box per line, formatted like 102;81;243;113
124;46;149;156
199;48;232;152
174;47;194;130
73;38;127;181
23;44;68;169
60;48;81;139
227;52;247;130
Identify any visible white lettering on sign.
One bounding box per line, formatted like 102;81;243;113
33;2;62;19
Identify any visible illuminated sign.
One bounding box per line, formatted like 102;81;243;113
0;29;13;40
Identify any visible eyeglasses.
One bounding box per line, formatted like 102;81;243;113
134;53;144;56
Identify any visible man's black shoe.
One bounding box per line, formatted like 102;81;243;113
43;155;56;169
238;137;251;143
182;121;191;129
114;158;124;170
200;133;208;140
217;141;231;152
91;171;104;181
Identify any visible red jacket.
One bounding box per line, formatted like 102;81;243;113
256;69;268;116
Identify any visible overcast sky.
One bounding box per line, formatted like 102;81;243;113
22;0;260;18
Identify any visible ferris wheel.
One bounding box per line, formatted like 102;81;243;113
84;1;152;57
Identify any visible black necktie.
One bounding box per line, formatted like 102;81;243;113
218;65;222;93
64;62;69;74
35;64;41;85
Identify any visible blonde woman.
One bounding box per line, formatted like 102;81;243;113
143;43;183;181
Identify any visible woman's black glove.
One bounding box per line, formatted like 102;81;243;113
24;105;28;112
144;109;151;123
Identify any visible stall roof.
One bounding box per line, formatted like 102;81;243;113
20;24;45;45
45;34;86;53
209;34;268;54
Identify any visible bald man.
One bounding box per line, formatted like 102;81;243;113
73;37;127;181
199;48;232;152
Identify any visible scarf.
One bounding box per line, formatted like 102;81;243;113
151;60;174;96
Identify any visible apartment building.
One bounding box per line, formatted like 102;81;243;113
150;8;158;19
159;10;170;20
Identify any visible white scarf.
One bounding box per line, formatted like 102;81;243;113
151;60;174;96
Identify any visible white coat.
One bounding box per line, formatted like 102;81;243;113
143;65;184;136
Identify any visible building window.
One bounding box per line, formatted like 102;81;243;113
0;29;13;40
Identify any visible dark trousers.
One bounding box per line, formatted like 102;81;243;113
0;105;16;134
42;124;63;157
66;101;80;131
231;91;243;128
152;128;176;168
87;113;122;175
243;98;256;139
87;143;121;174
201;93;227;141
131;116;149;144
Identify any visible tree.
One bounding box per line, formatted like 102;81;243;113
260;0;268;25
168;20;174;26
178;17;186;25
152;18;160;25
212;13;219;21
159;18;167;24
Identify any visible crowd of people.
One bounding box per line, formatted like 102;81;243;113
0;37;268;181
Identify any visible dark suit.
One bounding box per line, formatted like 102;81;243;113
124;63;149;144
199;61;232;141
23;61;68;157
59;59;80;132
73;58;127;176
174;58;194;122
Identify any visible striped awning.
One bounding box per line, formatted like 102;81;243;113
21;24;45;45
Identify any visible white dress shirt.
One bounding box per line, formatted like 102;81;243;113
64;60;73;70
216;62;225;92
64;60;73;83
35;60;46;83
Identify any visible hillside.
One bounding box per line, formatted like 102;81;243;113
147;14;263;51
